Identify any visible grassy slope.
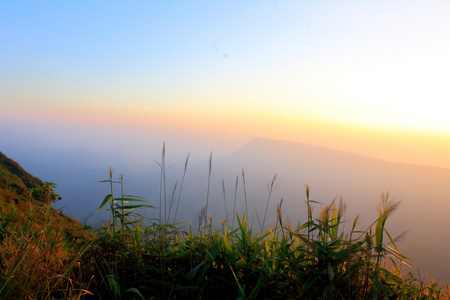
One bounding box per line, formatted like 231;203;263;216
0;151;43;203
0;151;93;299
0;150;84;231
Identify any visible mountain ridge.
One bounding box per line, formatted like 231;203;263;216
244;136;450;172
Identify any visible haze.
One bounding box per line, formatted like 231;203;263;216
1;0;450;282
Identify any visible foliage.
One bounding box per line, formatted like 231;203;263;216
29;181;62;206
0;151;44;191
0;205;92;299
78;170;449;299
0;150;449;299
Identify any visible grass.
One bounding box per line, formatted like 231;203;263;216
0;204;92;299
0;151;449;299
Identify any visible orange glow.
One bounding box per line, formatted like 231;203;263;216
4;100;450;169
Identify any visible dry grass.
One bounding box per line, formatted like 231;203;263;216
0;205;92;299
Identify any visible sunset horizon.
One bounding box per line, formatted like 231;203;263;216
3;1;450;170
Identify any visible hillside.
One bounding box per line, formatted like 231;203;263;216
0;151;82;228
0;151;94;299
0;151;44;204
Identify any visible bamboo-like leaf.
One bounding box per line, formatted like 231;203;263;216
123;287;145;300
98;194;112;212
115;204;152;210
247;275;264;300
219;219;233;231
114;197;146;202
222;230;232;251
106;275;122;297
134;222;141;247
384;244;411;266
327;261;335;281
229;264;246;298
205;248;215;262
302;276;318;293
375;218;384;251
98;180;121;183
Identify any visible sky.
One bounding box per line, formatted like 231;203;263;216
2;0;450;168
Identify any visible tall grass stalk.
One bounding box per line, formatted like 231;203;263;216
241;169;249;218
157;143;167;225
167;180;178;223
232;174;239;228
173;153;190;223
109;167;115;231
261;173;277;231
222;179;229;223
205;152;213;224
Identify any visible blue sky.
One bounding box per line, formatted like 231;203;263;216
2;0;450;166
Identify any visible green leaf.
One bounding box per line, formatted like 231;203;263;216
247;275;264;300
384;230;409;260
116;204;152;210
186;260;206;281
106;275;122;297
327;261;335;281
123;287;146;300
134;223;141;247
375;218;384;250
302;276;318;293
98;180;121;183
98;194;112;212
124;194;146;199
114;197;146;202
230;265;246;298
